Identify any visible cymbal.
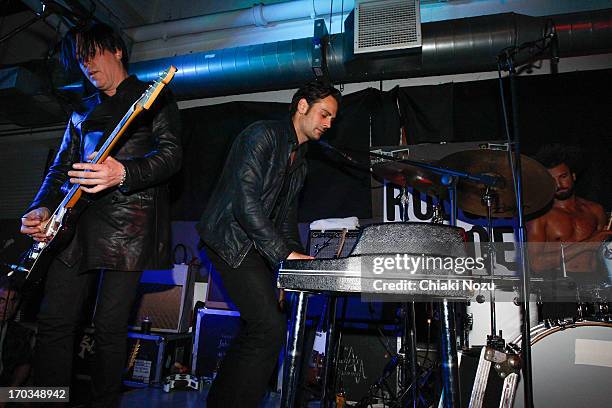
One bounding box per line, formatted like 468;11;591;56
371;160;447;196
439;149;555;218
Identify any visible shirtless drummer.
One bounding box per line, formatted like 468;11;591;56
527;144;611;317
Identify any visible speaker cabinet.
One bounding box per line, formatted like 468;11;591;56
128;264;195;333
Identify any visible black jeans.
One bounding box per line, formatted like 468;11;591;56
206;248;287;408
33;258;142;408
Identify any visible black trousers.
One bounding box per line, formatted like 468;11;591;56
206;248;287;408
33;258;142;408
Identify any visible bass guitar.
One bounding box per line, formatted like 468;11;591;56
6;66;177;286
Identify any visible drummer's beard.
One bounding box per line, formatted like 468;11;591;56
555;186;574;200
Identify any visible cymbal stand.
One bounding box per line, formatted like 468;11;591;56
468;187;505;408
368;152;500;408
482;187;499;341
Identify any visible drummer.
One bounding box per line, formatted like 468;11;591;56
527;144;610;316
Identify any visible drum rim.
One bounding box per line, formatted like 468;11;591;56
509;320;612;347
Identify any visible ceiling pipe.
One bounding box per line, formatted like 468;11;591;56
551;9;612;57
123;0;355;43
126;9;612;100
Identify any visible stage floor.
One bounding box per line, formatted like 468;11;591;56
118;384;282;407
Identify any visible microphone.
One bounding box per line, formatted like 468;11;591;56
316;140;370;171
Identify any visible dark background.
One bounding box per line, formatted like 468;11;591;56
2;68;611;276
170;68;612;223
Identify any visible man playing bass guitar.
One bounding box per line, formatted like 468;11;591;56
19;23;181;407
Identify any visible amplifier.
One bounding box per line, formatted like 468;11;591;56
308;230;360;258
128;264;195;333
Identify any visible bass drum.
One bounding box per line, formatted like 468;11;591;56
512;321;612;408
467;298;538;346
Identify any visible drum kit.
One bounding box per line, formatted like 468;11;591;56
370;144;612;408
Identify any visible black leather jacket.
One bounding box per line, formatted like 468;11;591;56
27;75;182;271
197;118;306;269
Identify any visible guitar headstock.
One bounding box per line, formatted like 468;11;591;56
137;66;177;110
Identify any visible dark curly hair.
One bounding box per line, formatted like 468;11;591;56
60;22;129;71
289;80;342;116
533;143;582;174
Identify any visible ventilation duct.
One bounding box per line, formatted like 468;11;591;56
354;0;421;54
128;9;612;99
2;9;612;127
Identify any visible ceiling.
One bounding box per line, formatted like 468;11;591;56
3;0;612;67
0;0;295;66
1;0;611;129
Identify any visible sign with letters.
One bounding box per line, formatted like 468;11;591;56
383;183;518;275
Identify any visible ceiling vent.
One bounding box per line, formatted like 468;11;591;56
354;0;422;54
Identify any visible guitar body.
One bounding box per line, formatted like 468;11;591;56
7;66;177;287
17;201;88;286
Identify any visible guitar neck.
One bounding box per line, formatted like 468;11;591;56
53;66;176;212
91;102;141;165
60;102;142;209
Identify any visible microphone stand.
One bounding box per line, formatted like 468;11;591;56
497;49;535;408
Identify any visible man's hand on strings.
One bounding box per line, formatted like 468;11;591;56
68;151;125;193
20;207;51;242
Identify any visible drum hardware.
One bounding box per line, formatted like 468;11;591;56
576;301;589;320
431;202;445;224
382;186;439;407
499;372;520;408
356;303;435;408
439;140;559;408
468;340;522;408
437;149;555;219
560;242;568;278
469;329;524;408
467;184;510;408
371;149;507;408
573;284;611;322
585;286;610;322
368;141;555;408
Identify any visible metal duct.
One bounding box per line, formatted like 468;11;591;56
128;9;612;99
329;12;548;82
124;0;356;43
131;38;316;98
552;9;612;57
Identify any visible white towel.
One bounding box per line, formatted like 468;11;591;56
309;217;360;231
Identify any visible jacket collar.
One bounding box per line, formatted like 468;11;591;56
287;116;299;149
287;116;308;168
